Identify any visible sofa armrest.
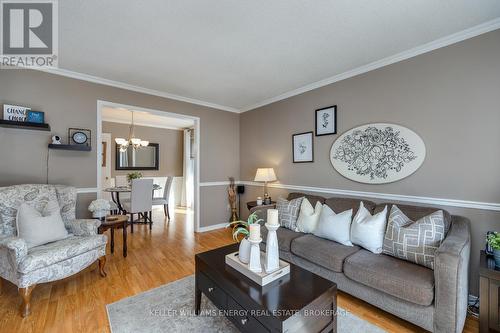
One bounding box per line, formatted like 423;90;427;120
0;236;28;266
249;205;275;223
67;219;102;236
433;215;471;333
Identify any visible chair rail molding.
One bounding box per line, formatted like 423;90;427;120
239;181;500;212
76;188;99;194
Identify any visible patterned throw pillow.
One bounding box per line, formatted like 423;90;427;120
383;205;446;269
276;197;303;230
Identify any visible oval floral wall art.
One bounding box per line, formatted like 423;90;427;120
330;123;425;184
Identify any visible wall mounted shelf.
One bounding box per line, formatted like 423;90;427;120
48;144;91;151
0;120;50;131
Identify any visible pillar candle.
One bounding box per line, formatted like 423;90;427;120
267;209;279;225
249;224;260;241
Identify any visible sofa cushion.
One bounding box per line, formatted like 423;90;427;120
261;226;304;252
276;197;303;230
18;234;107;274
324;197;376;216
291;234;360;272
288;192;326;206
374;203;451;233
383;205;447;269
344;249;435;306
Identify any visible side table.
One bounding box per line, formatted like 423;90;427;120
98;215;129;258
480;250;500;332
246;200;276;211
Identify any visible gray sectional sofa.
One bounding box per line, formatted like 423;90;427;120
253;192;471;333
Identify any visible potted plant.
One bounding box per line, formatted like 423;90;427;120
487;232;500;267
227;212;263;264
127;171;143;184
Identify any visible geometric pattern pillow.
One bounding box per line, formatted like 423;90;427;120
276;197;303;230
382;205;446;269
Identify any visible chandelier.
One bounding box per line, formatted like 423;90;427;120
114;111;149;152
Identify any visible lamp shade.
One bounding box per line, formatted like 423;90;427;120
254;168;277;182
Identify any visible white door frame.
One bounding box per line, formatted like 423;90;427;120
96;100;202;232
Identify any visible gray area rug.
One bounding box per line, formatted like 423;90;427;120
107;275;386;333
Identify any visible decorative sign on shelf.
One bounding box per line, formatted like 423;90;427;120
330;123;426;184
3;104;30;122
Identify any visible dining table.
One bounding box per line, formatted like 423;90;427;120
104;184;162;214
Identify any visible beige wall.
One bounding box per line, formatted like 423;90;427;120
102;121;183;178
240;29;500;295
0;70;239;226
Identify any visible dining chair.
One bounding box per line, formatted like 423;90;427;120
115;175;128;187
152;177;173;219
122;179;153;232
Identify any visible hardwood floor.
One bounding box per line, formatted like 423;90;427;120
0;208;478;333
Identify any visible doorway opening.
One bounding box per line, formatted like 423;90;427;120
96;101;201;231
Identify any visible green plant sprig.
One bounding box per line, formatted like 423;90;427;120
226;211;263;242
488;232;500;250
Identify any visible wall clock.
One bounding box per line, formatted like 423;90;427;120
330;123;425;184
68;128;92;146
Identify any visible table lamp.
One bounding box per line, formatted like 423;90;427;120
254;168;277;200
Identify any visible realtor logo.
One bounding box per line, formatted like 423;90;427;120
0;0;58;68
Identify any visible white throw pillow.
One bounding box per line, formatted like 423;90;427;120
295;198;322;233
350;202;388;254
314;205;353;246
16;202;69;248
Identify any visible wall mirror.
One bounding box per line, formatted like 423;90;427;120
115;143;159;170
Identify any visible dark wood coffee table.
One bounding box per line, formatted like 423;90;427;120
195;244;337;332
98;215;128;257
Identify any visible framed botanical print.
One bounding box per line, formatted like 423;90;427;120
292;131;314;163
315;105;337;136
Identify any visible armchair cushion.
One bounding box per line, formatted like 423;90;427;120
67;219;101;236
18;234;107;274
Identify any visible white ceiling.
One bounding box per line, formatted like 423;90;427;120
56;1;500;112
102;107;194;130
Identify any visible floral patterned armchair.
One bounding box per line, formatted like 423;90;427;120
0;184;108;317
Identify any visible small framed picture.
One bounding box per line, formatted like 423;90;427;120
315;105;337;136
26;111;45;124
68;128;91;146
292;131;314;163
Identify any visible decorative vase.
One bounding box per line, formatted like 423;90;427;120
265;223;280;273
493;249;500;268
248;238;262;273
238;237;251;264
92;210;107;220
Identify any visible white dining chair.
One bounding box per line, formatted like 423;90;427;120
115;175;128;187
122;179;153;232
152;177;173;219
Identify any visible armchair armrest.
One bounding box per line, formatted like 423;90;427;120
67;219;102;236
249;205;275;224
433;215;471;333
0;236;28;266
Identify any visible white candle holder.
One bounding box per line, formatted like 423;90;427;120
265;223;280;273
248;237;262;273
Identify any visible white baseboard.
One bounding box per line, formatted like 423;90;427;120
197;222;228;233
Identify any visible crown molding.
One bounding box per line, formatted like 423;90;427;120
35;67;241;113
31;18;500;115
240;18;500;112
239;181;500;212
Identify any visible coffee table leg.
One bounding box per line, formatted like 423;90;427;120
110;228;115;254
123;222;127;258
195;278;201;315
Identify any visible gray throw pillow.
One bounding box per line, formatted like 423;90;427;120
383;205;446;269
276;197;303;230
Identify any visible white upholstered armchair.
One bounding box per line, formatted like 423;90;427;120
0;184;108;317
